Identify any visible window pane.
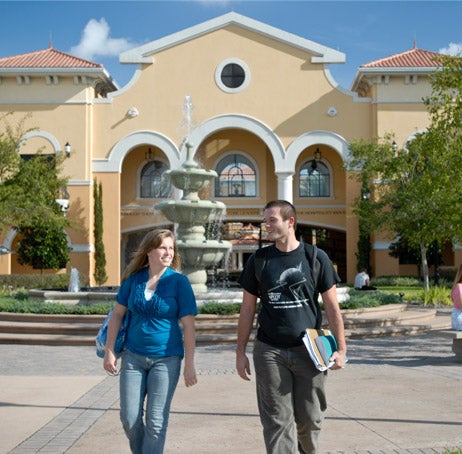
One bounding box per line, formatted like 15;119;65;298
215;154;256;197
140;160;170;198
221;63;245;88
299;161;330;197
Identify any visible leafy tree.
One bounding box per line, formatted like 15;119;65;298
348;131;462;290
93;179;108;285
356;180;373;274
0;114;69;232
0;113;22;182
348;54;462;290
17;221;69;271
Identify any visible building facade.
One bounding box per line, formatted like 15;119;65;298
0;12;460;285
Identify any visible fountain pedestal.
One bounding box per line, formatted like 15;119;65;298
155;142;232;293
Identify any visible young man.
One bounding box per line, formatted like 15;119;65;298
236;200;347;454
354;269;377;291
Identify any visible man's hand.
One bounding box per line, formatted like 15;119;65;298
236;351;252;381
329;350;348;370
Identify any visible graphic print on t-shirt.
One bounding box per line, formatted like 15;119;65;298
267;262;308;309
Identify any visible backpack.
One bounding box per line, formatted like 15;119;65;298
254;243;322;328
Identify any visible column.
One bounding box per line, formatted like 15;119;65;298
276;172;294;203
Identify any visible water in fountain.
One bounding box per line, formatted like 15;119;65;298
68;267;81;293
155;96;232;294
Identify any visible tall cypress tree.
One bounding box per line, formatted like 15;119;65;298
93;179;108;285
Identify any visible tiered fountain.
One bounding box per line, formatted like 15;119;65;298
155;97;232;294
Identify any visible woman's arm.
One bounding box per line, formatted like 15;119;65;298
180;314;197;387
103;303;126;375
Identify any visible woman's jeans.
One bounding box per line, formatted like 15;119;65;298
253;339;327;454
119;350;181;454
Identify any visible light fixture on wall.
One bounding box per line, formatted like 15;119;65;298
145;147;154;160
311;148;322;170
64;142;71;157
392;141;398;152
127;107;139;118
314;148;322;162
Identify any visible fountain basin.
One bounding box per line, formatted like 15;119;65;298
29;288;118;305
155;199;226;225
178;239;232;268
167;167;218;192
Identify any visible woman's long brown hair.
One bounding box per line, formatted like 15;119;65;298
121;229;181;282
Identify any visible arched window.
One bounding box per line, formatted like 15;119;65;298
299;160;330;197
215;154;256;197
140;160;170;198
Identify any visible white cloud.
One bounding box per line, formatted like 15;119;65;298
70;18;136;61
439;42;462;56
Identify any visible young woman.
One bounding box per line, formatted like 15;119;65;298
103;229;197;453
451;264;462;331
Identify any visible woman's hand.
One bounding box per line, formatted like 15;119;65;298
103;349;119;376
183;364;197;387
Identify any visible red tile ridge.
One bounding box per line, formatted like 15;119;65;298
361;47;442;69
0;47;103;69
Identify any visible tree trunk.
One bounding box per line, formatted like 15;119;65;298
420;242;429;291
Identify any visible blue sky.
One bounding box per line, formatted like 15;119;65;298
1;1;461;89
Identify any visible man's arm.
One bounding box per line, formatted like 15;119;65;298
236;289;257;381
321;285;347;370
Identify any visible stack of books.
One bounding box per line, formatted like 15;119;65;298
303;328;338;371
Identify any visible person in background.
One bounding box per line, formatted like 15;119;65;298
236;200;347;454
354;268;376;291
451;264;462;330
103;229;197;454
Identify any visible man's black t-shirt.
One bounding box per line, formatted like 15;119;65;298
238;243;340;348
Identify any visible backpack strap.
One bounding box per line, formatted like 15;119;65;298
303;243;319;290
254;247;267;282
303;243;323;329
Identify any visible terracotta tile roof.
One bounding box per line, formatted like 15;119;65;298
0;47;102;69
361;46;442;68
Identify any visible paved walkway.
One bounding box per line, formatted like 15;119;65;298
1;333;461;453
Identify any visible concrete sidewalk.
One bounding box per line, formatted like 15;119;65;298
1;334;462;453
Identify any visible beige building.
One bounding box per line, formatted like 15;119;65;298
0;12;459;286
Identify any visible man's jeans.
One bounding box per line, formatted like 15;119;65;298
119;350;181;454
253;339;327;454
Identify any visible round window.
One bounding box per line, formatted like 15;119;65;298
215;58;250;93
221;63;245;88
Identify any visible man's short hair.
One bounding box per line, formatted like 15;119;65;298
264;200;297;229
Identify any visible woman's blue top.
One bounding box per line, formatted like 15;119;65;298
116;267;197;357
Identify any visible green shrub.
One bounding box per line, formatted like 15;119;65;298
338;290;401;310
13;289;29;301
0;298;113;314
198;302;242;315
0;274;70;290
419;285;452;306
371;276;421;287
